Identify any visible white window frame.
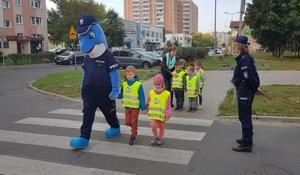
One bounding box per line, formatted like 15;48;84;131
29;0;40;8
3;20;11;28
16;0;21;6
2;0;9;8
31;16;42;26
16;14;23;24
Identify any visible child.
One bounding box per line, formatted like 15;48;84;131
172;61;185;110
194;60;206;107
185;66;200;112
179;58;187;70
119;66;146;145
147;73;171;146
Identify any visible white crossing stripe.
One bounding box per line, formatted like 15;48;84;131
0;155;134;175
49;108;213;127
0;130;194;165
15;117;206;141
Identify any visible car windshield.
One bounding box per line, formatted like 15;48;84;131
61;52;72;56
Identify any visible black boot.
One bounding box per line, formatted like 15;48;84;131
236;138;243;145
236;138;253;146
232;144;252;152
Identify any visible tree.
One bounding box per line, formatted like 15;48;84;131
102;9;125;47
48;0;124;47
192;33;213;48
245;0;300;58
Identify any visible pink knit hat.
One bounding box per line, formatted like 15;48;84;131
153;73;164;86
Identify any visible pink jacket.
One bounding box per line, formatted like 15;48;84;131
146;89;172;120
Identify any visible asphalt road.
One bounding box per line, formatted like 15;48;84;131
0;64;299;175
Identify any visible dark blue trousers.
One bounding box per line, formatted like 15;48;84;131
237;89;255;145
80;86;120;140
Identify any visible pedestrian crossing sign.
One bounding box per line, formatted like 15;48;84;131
69;26;77;40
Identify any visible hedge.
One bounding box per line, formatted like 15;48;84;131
7;53;55;65
162;47;208;61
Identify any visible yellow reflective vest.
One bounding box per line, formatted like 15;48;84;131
186;75;198;97
122;81;141;108
172;70;185;89
148;89;170;122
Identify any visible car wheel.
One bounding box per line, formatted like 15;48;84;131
69;59;73;65
142;62;151;69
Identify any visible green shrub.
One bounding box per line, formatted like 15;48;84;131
7;53;55;65
163;47;208;61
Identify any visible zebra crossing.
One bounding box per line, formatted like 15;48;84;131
0;108;214;174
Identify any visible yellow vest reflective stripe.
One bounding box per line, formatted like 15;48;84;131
122;81;141;108
172;70;185;89
148;90;170;121
186;75;198;97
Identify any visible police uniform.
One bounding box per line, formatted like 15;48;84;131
80;50;120;140
232;36;260;152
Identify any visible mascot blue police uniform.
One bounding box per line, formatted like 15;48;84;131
70;15;121;149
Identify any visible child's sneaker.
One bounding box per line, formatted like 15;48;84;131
150;138;159;146
129;136;136;145
156;139;164;146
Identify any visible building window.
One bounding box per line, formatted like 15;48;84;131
3;20;10;28
0;42;2;48
16;0;21;5
2;0;9;8
3;41;9;48
17;33;23;36
31;17;42;26
29;0;40;8
16;14;23;24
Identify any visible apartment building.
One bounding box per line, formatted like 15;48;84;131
0;0;48;55
181;0;198;34
124;0;198;34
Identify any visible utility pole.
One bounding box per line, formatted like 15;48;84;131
213;0;217;58
0;28;5;71
238;0;246;36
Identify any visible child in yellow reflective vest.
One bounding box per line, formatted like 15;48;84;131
119;66;146;145
147;73;171;146
185;66;200;112
194;60;206;107
172;61;186;110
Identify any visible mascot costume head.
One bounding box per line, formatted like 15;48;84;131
70;15;120;149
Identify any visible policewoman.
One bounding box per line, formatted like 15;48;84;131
70;15;121;149
231;36;260;152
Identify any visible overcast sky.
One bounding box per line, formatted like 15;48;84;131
46;0;245;33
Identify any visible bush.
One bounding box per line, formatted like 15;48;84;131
163;47;208;61
7;53;55;65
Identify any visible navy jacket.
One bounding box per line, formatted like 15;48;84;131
82;50;119;88
232;53;260;93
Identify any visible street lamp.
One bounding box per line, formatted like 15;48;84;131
224;11;240;22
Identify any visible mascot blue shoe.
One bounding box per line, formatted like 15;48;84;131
70;137;89;149
105;127;121;138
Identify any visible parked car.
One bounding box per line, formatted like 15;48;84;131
55;51;85;65
131;48;162;62
208;48;223;56
112;50;159;69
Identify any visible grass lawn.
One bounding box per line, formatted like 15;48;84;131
201;52;300;70
32;69;158;98
218;85;300;117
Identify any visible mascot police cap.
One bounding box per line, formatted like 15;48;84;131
77;14;108;53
